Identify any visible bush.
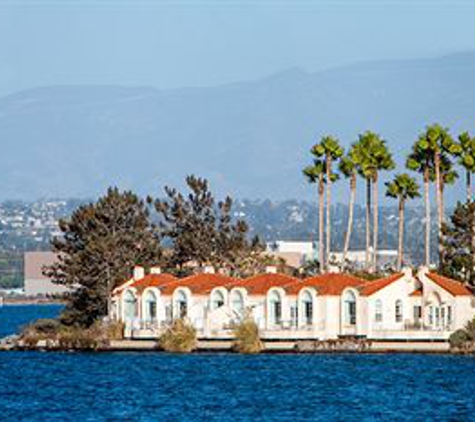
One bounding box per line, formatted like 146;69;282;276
232;318;263;354
28;319;61;336
56;326;98;350
449;317;475;350
159;319;197;353
450;329;471;349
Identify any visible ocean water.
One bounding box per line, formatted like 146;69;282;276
1;306;475;421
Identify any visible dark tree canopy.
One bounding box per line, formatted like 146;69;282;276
440;201;475;287
154;175;266;276
45;188;162;327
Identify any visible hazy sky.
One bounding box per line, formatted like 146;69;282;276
0;0;475;96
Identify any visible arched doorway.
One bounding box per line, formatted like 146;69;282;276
343;290;357;326
269;290;283;326
144;290;158;322
230;290;245;318
124;290;137;321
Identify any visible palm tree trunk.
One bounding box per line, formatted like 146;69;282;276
318;175;325;274
467;170;472;203
397;199;404;271
372;174;379;273
325;156;332;271
343;174;356;269
434;151;443;261
365;177;372;271
424;170;430;267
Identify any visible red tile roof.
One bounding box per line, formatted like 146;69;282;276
232;273;300;295
286;273;367;296
159;273;236;296
130;274;177;291
359;273;404;296
426;272;472;296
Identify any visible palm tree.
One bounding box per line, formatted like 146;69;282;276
407;140;434;267
417;124;460;233
352;132;395;272
303;159;326;273
438;154;458;223
311;136;343;269
385;174;420;271
339;153;358;269
457;132;475;202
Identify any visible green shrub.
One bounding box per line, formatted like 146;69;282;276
159;319;197;353
28;319;61;336
449;317;475;350
450;329;470;349
232;318;263;354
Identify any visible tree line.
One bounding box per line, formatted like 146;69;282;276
304;124;475;273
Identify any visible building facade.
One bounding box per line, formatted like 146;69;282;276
24;252;68;296
111;266;475;341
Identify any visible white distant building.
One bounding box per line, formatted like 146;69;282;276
330;249;398;270
266;240;317;267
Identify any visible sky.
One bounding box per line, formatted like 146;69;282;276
1;0;475;97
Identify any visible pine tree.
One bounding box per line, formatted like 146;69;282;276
45;188;162;327
440;202;475;287
154;175;264;275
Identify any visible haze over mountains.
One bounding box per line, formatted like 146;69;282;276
2;51;475;202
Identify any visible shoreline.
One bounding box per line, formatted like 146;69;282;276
1;299;64;306
1;337;469;355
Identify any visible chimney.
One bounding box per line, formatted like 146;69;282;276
417;266;429;279
265;266;277;274
402;266;413;279
150;267;161;275
133;266;145;281
203;265;215;274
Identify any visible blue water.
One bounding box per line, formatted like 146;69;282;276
0;304;62;338
1;306;475;421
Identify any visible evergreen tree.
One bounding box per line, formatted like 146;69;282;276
440;202;475;287
45;188;161;327
153;175;264;275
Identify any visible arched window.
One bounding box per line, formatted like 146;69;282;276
231;290;245;318
175;290;188;319
301;291;313;326
344;290;356;326
211;290;225;310
395;300;403;323
144;290;157;322
269;290;282;325
374;299;383;323
124;290;137;321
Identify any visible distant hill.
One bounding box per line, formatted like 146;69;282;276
1;51;475;201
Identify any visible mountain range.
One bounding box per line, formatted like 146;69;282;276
1;51;475;202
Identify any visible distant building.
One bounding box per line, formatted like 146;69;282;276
330;249;398;270
266;241;317;268
24;252;68;296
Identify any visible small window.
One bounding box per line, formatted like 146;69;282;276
395;300;403;323
413;306;422;320
447;306;452;326
374;300;383;323
290;305;298;327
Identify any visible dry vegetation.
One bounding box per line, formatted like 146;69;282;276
20;319;125;351
232;318;263;354
158;319;197;353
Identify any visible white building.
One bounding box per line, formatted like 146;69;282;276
266;240;317;267
111;266;475;342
